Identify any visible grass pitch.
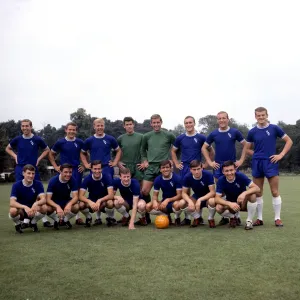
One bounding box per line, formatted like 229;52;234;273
0;177;300;300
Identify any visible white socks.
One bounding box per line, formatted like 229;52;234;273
64;212;76;222
137;210;146;218
81;208;92;219
31;212;44;224
116;206;129;218
221;210;234;218
96;211;101;220
149;209;165;216
256;197;263;220
208;205;216;220
105;208;115;218
9;214;21;225
48;212;59;222
42;216;48;223
272;196;282;220
172;208;181;219
247;202;257;222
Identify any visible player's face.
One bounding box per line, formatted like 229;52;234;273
94;122;105;136
21;122;32;136
190;165;202;179
23;169;35;183
65;125;77;139
217;113;229;130
60;168;73;181
184;118;195;133
160;164;172;177
151;118;162;132
222;165;236;181
255;110;268;126
120;173;131;185
124;121;134;134
91;164;102;179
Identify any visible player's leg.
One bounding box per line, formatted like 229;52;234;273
146;201;164;216
215;203;237;228
137;199;147;225
9;207;23;233
114;198;131;226
46;205;60;230
243;194;257;230
29;204;47;232
172;200;183;226
79;201;93;227
159;202;174;225
267;175;283;226
252;177;264;225
104;200;117;227
180;196;200;227
207;198;216;228
63;202;80;229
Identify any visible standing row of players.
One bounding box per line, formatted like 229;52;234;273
6;107;293;233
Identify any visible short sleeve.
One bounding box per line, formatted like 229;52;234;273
275;125;286;138
10;183;18;199
153;177;161;191
70;178;78;192
174;175;182;189
37;137;48;150
113;178;119;192
240;173;252;187
36;181;45;195
182;175;190;189
47;178;55;194
131;180;141;196
207;173;215;186
9;137;19;149
52;140;61;153
246;130;254;143
205;133;214;146
216;179;224;195
82;138;90;152
110;137;119;150
80;176;89;190
104;174;113;188
235;130;244;143
173;136;181;149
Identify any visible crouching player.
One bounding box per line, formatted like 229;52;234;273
79;160;115;227
214;160;260;230
182;160;216;227
113;168;147;229
146;160;184;225
46;163;79;229
9;164;47;233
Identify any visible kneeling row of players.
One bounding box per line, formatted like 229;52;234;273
9;159;261;234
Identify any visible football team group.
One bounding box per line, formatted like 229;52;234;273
6;107;293;233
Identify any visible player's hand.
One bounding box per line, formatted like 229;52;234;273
23;205;33;217
175;162;183;170
78;165;85;173
14;156;18;164
89;201;98;212
152;201;159;210
136;163;145;171
32;202;41;212
209;161;220;170
109;160;117;167
237;192;246;205
118;162;126;171
84;163;91;170
128;222;136;230
159;199;169;211
114;196;124;205
55;166;61;173
143;160;149;168
56;206;64;218
228;202;240;212
95;200;101;211
270;154;283;164
195;199;201;212
64;204;72;215
188;202;195;211
234;160;243;168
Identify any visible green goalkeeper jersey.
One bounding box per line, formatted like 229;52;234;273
141;130;176;163
117;132;143;163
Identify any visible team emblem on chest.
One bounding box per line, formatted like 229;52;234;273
266;130;270;136
170;181;174;187
31;188;35;193
193;138;198;143
30;140;34;146
103;140;107;145
235;183;240;188
228;133;232;138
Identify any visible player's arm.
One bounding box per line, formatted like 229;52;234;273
202;143;219;170
198;185;216;202
182;187;195;210
151;190;160;210
159;189;182;210
203;146;215;169
48;150;60;172
128;195;139;230
80;150;91;169
140;135;148;167
235;140;248;168
5;144;18;164
10;197;34;217
36;147;50;166
171;147;183;170
97;187;114;206
109;147;122;167
79;188;98;211
237;182;260;204
215;193;240;212
270;135;293;163
64;191;79;214
46;193;64;217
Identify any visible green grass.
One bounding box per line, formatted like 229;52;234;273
0;177;300;300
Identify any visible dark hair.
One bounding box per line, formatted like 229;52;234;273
65;122;77;129
184;116;195;123
60;163;73;171
255;107;268;114
123;117;134;124
189;160;202;168
21;119;32;127
120;167;131;175
222;160;235;169
23;164;35;172
91;160;102;168
160;160;172;168
150;114;162;122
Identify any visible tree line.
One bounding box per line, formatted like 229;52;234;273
1;108;300;174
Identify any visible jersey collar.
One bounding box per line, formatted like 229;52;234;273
218;127;230;132
65;136;76;142
192;174;203;180
256;123;270;129
185;131;197;137
226;176;236;183
22;179;33;187
94;133;106;139
121;179;131;187
92;174;102;181
22;134;34;139
59;175;69;183
162;173;173;180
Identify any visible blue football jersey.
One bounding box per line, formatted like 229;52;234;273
113;178;140;201
153;173;182;200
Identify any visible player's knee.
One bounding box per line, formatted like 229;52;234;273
248;194;256;203
141;189;150;196
271;189;279;197
172;202;180;211
72;204;80;213
9;208;18;217
106;200;114;209
215;204;224;214
145;202;152;212
138;201;146;211
207;198;215;207
79;201;86;210
40;204;47;214
178;199;186;209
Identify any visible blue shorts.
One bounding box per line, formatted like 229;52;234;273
179;163;191;181
252;159;279;178
192;194;207;209
15;165;41;181
166;202;173;214
102;165;114;179
72;168;83;187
